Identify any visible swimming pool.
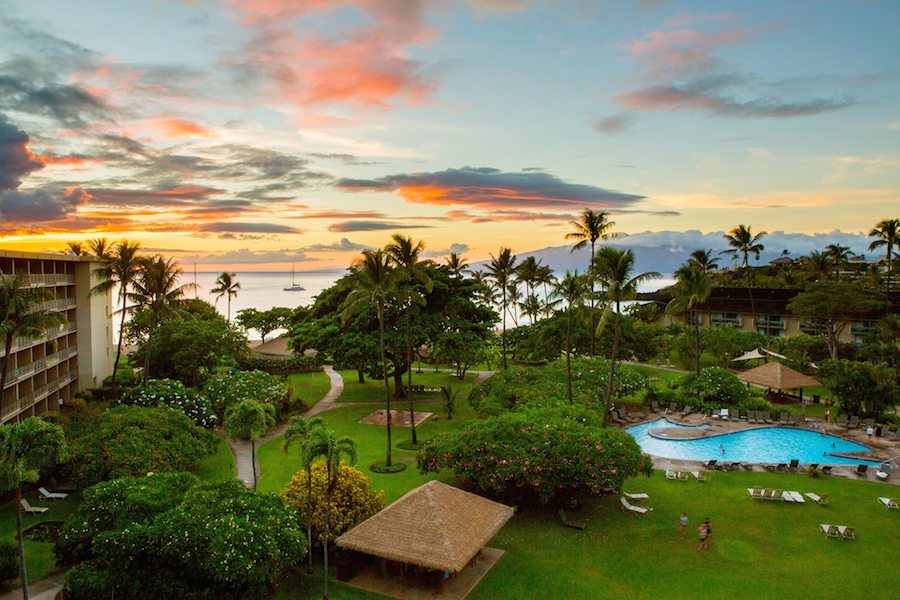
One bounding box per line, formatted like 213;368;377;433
625;418;880;465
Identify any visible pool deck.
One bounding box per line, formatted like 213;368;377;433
623;411;900;486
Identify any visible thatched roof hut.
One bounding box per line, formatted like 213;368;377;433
336;480;514;574
737;361;819;390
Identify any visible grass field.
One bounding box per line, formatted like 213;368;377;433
323;370;474;404
192;435;236;481
288;370;335;408
0;492;80;584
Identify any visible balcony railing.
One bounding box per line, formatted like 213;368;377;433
800;321;826;335
850;323;873;337
3;346;79;388
0;321;76;358
37;298;77;312
0;273;76;286
1;369;78;420
711;314;742;328
754;317;786;330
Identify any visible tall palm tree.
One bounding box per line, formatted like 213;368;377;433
211;271;241;322
342;250;403;467
1;273;67;398
552;272;588;405
566;209;616;355
445;252;469;278
282;416;326;573
869;218;899;294
304;427;357;600
688;249;720;272
91;240;142;387
86;237;113;259
63;241;87;256
485;248;517;369
127;255;196;379
536;265;557;318
721;225;766;316
224;399;276;489
593;248;659;425
0;417;67;600
804;250;831;282
666;262;712;375
516;256;544;323
825;244;852;279
385;235;433;447
505;282;522;327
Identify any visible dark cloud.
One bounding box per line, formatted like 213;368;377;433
0;114;43;193
309;152;380;166
328;220;434;232
197;222;303;234
87;184;226;206
337;166;644;210
0;186;90;222
594;113;636;134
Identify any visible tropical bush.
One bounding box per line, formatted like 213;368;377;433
418;406;652;504
0;540;18;587
282;463;384;545
203;370;286;418
676;367;752;408
818;359;899;418
63;479;306;600
237;352;323;376
469;358;645;417
63;406;216;487
119;379;216;428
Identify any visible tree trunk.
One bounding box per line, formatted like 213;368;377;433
227;294;231;322
356;367;365;384
589;240;596;356
0;334;13;411
111;292;128;388
251;439;257;490
501;286;508;370
565;308;573;404
604;300;621;427
694;311;702;374
745;255;757;320
323;461;331;600
16;485;29;600
406;311;417;445
378;308;392;467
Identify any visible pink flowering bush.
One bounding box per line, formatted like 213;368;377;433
418;406;651;504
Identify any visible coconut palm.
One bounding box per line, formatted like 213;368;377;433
593;248;659;424
0;417;67;600
688;249;720;272
804;250;831;282
536;265;557;318
224;399;276;489
552;272;588;405
86;237;113;259
304;427;357;600
282;416;326;573
127;255;197;379
868;218;899;294
342;250;404;467
91;240;142;387
505;282;522;327
666;262;713;375
566;209;617;355
721;225;766;315
63;241;87;256
485;248;517;369
825;244;852;279
445;252;469;278
1;273;67;396
385;234;433;447
211;271;241;322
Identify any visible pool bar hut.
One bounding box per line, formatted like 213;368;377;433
737;361;820;404
335;480;515;599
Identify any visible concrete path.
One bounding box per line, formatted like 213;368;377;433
0;575;64;600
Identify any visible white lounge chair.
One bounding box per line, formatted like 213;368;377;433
747;488;764;499
38;486;68;500
820;524;839;538
805;493;829;505
623;492;649;501
620;496;651;514
789;491;805;503
781;490;794;502
20;499;48;515
878;497;898;510
665;470;677;480
691;471;706;482
837;526;855;540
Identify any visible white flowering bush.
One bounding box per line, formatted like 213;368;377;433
203;370;286;418
120;379;217;428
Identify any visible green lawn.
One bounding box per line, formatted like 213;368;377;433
328;370;474;404
0;492;80;583
192;435;236;481
288;370;334;408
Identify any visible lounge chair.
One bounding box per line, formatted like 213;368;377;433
681;405;692;417
805;493;828;505
623;492;649;501
807;463;819;472
718;408;730;421
788;491;805;503
761;412;772;424
854;465;868;478
762;463;777;472
771;489;785;501
837;526;855;540
729;408;740;420
821;466;833;476
838;413;848;425
742;463;755;471
691;471;706;482
677;471;690;481
782;490;794;502
667;402;677;413
747;488;765;499
878;497;898;510
642;405;650;418
776;463;789;472
38;486;68;500
820;524;839;538
779;412;789;425
651;401;660;412
20;499;48;515
848;415;859;429
706;460;718;470
665;470;678;480
788;459;800;472
620;496;651;514
558;508;586;530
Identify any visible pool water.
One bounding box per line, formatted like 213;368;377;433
625;418;880;466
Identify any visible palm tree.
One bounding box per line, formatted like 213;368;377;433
342;250;403;467
445;252;469;278
516;256;544;322
688;249;720;272
282;416;326;573
224;399;276;489
536;265;557;318
804;250;831;282
825;244;852;279
63;241;87;256
127;255;196;379
211;271;241;322
1;273;67;397
86;237;113;259
0;417;67;600
385;235;433;447
505;282;522;327
869;218;899;294
566;209;616;355
593;248;659;425
666;262;712;375
304;427;357;600
485;248;517;369
552;272;588;405
721;225;766;317
91;240;142;387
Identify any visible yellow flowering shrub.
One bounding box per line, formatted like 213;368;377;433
282;463;384;545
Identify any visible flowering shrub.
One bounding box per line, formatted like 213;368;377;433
120;379;217;428
677;367;752;408
203;370;286;418
469;357;646;417
282;463;384;545
418;406;652;504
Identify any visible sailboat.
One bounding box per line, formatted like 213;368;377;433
284;263;304;291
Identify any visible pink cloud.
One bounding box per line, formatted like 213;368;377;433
624;27;754;78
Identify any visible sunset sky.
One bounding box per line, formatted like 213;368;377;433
1;0;898;270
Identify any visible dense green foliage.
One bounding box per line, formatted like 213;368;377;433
468;358;646;417
0;539;18;586
419;406;652;504
203;370;287;418
63;406;216;487
677;367;753;407
818;359;899;419
237;352;323;375
120;378;217;427
236;307;294;342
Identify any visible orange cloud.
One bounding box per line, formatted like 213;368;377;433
37;154;95;167
153;118;214;138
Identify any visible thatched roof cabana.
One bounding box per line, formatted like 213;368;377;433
737;361;819;390
336;480;514;574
